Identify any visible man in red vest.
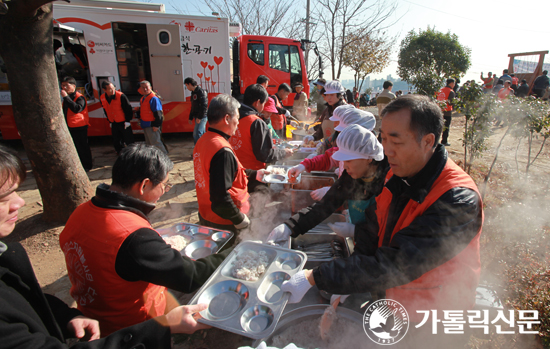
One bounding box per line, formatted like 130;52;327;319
100;81;134;155
194;94;268;234
60;144;230;336
61;76;93;171
279;95;482;347
270;83;292;138
436;78;456;147
498;80;514;100
229;84;292;192
138;80;167;154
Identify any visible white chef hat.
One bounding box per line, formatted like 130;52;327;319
332;124;384;161
323;80;345;95
329;104;355;121
334;109;376;132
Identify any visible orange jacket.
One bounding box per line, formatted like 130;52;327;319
100;91;126;123
66;92;90;128
437;86;453;112
139;93;156;122
230;114;266;170
375;159;482;322
60;203;166;336
194;131;250;225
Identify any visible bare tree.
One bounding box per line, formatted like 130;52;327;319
0;0;93;222
171;0;299;37
314;0;398;80
342;31;393;91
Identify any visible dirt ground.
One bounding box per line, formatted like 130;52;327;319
2;106;550;348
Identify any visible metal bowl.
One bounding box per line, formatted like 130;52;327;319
257;272;290;304
275;253;303;271
240;306;275;334
184;240;218;260
211;231;232;242
173;224;199;235
198;280;249;321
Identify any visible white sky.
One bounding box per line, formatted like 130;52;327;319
168;0;550;83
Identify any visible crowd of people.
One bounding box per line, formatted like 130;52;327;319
0;67;490;348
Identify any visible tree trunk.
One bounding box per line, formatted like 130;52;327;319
0;0;92;222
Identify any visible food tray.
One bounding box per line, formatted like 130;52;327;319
159;223;233;260
264;165;302;185
188;241;307;339
291;174;335;190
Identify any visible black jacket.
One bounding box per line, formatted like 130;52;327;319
285;158;389;237
516;83;530;97
92;184;231;293
312;145;482;295
238;104;286;164
0;242;172;349
189;86;208;120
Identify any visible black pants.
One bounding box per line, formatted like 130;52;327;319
111;121;134;153
441;112;452;144
69;126;93;171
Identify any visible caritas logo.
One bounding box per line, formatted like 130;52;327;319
184;21;219;34
87;40;95;48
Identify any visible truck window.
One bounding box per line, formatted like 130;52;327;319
269;44;289;73
289;45;303;87
247;43;264;65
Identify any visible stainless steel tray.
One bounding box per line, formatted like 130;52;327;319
188;241;307;339
264;165;302;185
159;223;233;260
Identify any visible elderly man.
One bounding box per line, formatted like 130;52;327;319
230;84;291;179
60;144;229;336
138;80;167;153
100;81;134;154
184;77;208;144
61;76;93;171
194;94;268;234
279;95;482;348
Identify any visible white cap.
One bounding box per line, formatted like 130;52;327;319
334;109;376;132
332;124;384;161
324;80;345;95
329;104;355;121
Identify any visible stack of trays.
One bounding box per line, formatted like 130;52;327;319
158;223;233;260
188;241;307;339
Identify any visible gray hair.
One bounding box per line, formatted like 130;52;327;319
207;94;241;124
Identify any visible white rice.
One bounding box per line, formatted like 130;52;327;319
231;250;269;281
163;235;188;251
270;167;287;176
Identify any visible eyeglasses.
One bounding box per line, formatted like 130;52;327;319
160;181;173;193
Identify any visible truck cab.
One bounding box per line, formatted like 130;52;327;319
232;35;310;106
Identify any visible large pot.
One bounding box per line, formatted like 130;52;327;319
291;129;309;140
252;305;366;348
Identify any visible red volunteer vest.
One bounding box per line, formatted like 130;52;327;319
498;87;513;100
66;92;90;128
194;131;250;225
230;114;266;170
100;91;126;123
512;76;519;85
140;93;156;122
270;96;285;131
375;159;482;322
59;202;166;336
437;87;453;112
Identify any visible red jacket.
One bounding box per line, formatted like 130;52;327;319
66;92;90;128
60;203;166;336
300;147;338;172
270;95;285;131
437;87;453;112
194;131;250;225
376;159;482;322
100;91;126;123
230;114;266;170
